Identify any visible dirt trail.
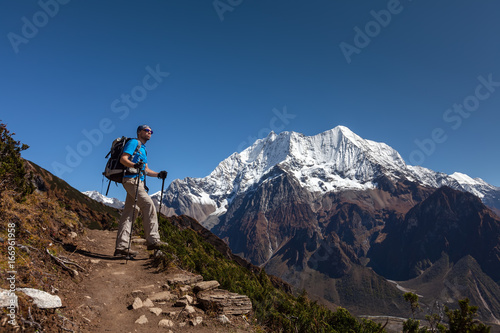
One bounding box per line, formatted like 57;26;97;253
60;228;254;333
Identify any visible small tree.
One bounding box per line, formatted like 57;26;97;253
403;292;426;333
445;298;490;333
0;122;33;197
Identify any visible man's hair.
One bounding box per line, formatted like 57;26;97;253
137;125;150;135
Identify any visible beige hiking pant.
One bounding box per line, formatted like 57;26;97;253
115;177;160;250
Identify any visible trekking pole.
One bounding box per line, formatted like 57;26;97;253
157;172;167;220
125;169;142;263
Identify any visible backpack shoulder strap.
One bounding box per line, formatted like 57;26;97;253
132;140;142;158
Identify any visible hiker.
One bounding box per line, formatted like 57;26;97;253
114;125;168;257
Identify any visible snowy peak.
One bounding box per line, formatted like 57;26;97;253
83;191;124;209
163;125;500;222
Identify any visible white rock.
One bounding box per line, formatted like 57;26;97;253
17;288;62;309
180;295;194;304
142;298;154;307
190;316;203;326
149;307;162;316
158;319;174;327
135;315;148;324
149;291;173;302
218;314;231;324
132;297;143;310
185;305;196;314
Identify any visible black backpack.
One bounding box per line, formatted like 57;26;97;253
103;137;142;194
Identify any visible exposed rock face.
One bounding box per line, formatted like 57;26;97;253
369;186;500;282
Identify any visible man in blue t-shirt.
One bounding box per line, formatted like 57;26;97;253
114;125;168;257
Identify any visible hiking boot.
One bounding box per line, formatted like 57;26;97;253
114;248;138;257
147;241;168;251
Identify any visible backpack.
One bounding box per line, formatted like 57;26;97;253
102;137;142;194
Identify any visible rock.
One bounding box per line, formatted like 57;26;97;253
174;299;188;307
140;284;156;290
180;295;194;304
184;305;196;315
218;314;231;324
158;319;174;327
179;285;191;293
135;315;148;324
149;291;175;302
89;259;100;264
0;288;17;308
165;272;203;286
197;289;252;315
142;298;154;307
190;316;203;326
193;280;220;293
131;290;145;298
17;288;62;309
149;307;162;316
132;297;143;310
69;232;78;239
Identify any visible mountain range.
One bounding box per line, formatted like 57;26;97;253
83;190;125;209
154;125;500;324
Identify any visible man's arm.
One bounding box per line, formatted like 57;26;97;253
144;164;159;178
119;153;136;169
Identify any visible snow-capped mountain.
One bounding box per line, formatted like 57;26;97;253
160;126;500;223
83;191;124;209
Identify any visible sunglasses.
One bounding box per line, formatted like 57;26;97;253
142;129;153;134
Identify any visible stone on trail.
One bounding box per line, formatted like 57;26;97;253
17;288;62;309
193;280;220;293
132;297;143;309
135;314;148;324
158;319;174;327
149;307;163;316
142;298;154;307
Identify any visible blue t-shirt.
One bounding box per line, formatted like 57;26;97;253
122;139;147;181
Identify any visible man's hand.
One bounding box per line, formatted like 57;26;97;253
134;161;145;169
157;170;168;180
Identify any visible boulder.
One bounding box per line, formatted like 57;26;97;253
193;280;220;293
17;288;62;309
197;289;252;315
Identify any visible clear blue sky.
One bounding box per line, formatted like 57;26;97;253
2;0;499;200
